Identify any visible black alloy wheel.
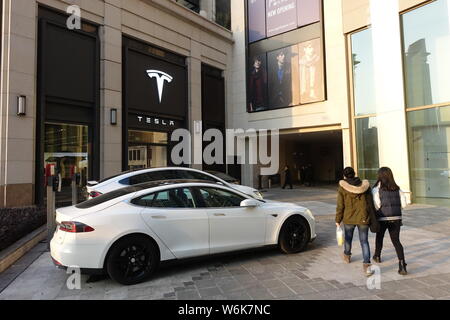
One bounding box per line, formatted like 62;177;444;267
279;216;310;254
106;235;159;285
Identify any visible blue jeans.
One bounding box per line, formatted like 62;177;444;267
344;224;371;264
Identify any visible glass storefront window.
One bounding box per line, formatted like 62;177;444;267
355;117;380;182
402;0;450;108
407;106;450;205
128;130;168;170
44;123;89;207
351;28;376;116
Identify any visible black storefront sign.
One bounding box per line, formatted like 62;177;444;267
123;37;188;170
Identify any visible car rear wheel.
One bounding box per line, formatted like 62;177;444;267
106;235;159;285
279;216;310;254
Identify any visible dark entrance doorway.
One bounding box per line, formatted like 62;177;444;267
279;130;344;186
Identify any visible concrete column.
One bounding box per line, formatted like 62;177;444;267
0;0;37;207
187;41;203;170
100;0;122;179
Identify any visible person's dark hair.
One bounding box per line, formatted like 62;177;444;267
343;167;355;179
375;167;400;191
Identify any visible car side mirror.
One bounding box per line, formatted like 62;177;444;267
240;199;260;208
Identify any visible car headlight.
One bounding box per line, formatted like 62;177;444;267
253;191;264;200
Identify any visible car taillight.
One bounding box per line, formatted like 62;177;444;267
89;191;102;198
60;221;95;233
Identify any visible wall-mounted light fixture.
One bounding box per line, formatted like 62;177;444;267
110;108;117;125
17;95;26;116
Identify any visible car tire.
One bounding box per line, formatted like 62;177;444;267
106;235;159;285
279;216;310;254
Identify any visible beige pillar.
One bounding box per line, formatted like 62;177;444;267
0;0;37;207
370;0;411;197
100;0;123;179
187;40;203;170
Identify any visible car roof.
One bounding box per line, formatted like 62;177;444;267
93;167;221;185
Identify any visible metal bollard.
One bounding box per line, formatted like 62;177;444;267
71;176;78;206
46;176;57;245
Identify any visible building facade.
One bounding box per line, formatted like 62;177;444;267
1;0;450;208
0;0;233;208
231;0;450;206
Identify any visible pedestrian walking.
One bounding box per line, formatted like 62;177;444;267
372;167;408;275
282;165;293;189
335;167;374;276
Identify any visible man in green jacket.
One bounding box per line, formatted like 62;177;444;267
335;167;374;277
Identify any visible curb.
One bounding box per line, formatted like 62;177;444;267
0;225;47;274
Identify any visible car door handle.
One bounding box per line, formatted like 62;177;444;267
213;213;226;217
151;215;167;219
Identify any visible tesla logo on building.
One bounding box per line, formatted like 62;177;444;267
146;70;173;103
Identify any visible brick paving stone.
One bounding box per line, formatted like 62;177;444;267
267;285;296;298
287;284;317;295
176;289;201;300
396;289;433;300
309;281;338;292
300;292;332;300
218;280;244;293
224;290;252;300
261;279;285;289
415;276;447;287
247;288;274;300
416;286;450;299
198;287;223;298
375;292;410;300
194;279;217;289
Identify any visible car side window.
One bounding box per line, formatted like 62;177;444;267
127;171;174;185
197;188;245;208
150;188;196;208
131;193;155;207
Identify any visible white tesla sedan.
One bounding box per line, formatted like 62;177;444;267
51;180;316;285
86;167;263;200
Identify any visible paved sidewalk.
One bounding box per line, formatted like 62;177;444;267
1;186;450;300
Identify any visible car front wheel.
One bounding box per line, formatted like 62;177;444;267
106;235;159;285
279;216;310;254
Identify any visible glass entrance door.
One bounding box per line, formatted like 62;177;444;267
128;130;168;170
44;123;89;207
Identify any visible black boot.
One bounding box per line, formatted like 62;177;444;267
373;255;381;263
398;260;407;275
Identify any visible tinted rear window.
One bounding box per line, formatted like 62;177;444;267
76;184;154;209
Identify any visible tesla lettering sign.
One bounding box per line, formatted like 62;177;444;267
146;70;173;103
137;116;176;127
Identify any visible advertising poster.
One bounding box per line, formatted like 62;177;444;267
297;0;321;27
267;44;300;109
248;53;268;112
298;38;324;104
248;0;267;43
266;0;298;38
